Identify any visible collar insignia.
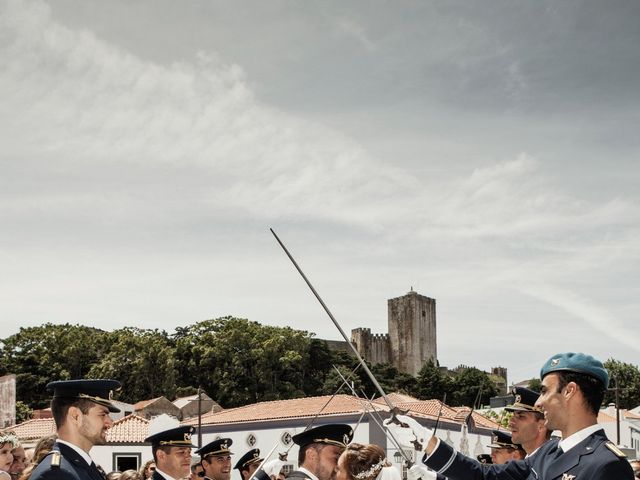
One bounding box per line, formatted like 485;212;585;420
561;475;575;480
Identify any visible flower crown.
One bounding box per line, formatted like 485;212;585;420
0;432;19;448
353;458;386;480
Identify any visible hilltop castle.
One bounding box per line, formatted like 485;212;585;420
324;289;507;392
351;289;436;376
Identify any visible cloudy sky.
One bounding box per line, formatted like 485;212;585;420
2;0;639;384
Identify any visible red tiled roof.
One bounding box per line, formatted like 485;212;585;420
184;394;389;426
106;414;150;443
378;393;422;404
373;395;500;430
4;418;56;441
597;411;616;423
450;407;499;429
133;397;162;410
624;410;640;420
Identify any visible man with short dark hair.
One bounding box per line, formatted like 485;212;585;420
145;426;197;480
189;458;204;480
286;424;353;480
30;379;122;480
390;352;634;480
506;386;552;457
196;439;233;480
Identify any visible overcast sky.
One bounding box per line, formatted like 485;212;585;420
2;0;639;385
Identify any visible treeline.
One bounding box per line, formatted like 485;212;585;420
1;318;638;423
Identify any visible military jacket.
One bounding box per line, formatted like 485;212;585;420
285;471;313;480
422;430;633;480
30;443;105;480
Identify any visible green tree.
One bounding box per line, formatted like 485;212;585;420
413;359;449;400
15;401;33;423
88;327;177;403
527;378;542;393
449;367;499;407
603;359;640;409
0;324;108;408
172;317;321;407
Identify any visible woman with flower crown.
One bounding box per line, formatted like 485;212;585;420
335;444;400;480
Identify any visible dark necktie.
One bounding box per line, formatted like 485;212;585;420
553;446;564;459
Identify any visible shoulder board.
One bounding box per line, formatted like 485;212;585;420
605;441;626;458
45;450;62;468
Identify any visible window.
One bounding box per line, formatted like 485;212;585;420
113;453;141;472
281;432;292;446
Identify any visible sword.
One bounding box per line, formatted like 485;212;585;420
270;228;397;412
332;366;415;464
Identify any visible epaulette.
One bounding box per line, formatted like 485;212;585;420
604;441;626;458
48;450;62;468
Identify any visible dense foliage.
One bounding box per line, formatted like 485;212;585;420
3;319;637;413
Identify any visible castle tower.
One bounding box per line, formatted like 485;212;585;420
387;289;437;376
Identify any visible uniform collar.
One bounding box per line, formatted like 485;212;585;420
299;467;320;480
558;424;603;453
56;439;93;466
155;468;181;480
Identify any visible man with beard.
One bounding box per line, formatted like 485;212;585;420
145;426;197;480
196;439;233;480
390;352;634;480
30;379;122;480
286;424;353;480
505;386;552;457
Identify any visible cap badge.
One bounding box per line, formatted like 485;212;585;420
184;433;192;442
343;434;349;444
514;394;521;403
551;358;560;366
221;441;228;449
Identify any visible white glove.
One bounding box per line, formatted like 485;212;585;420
261;459;285;477
407;465;437;480
384;414;431;448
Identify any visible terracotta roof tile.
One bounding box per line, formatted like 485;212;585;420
3;418;56;441
106;414;150;443
451;407;499;429
184;394;388;426
133;397;162;410
597;411;616;423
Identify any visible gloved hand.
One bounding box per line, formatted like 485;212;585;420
261;459;285;477
384;414;432;448
407;465;437;480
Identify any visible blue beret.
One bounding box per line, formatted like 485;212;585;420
540;352;609;388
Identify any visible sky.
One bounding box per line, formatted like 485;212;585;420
1;0;639;385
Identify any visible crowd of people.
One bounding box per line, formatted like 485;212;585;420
2;352;637;480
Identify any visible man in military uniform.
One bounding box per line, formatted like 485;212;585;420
145;426;197;480
487;430;524;465
389;352;634;479
234;449;269;480
189;457;204;480
196;439;233;480
286;424;353;480
506;386;552;457
30;379;122;480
